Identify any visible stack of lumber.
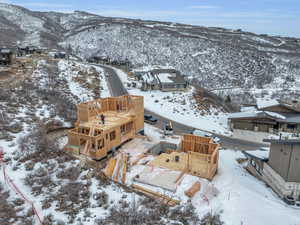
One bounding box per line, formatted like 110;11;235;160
122;154;128;184
104;158;117;177
132;184;180;207
104;153;128;184
175;171;186;188
131;153;146;166
185;181;201;198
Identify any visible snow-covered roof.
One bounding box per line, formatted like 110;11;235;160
0;49;12;54
256;99;280;109
228;111;261;119
229;110;288;121
285;114;300;123
241;106;256;112
244;148;269;160
142;72;155;83
157;73;173;83
265;111;286;120
264;138;300;144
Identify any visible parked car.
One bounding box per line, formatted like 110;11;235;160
144;114;158;125
163;122;174;136
192;129;221;143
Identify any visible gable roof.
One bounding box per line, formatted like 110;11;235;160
256;99;300;113
0;48;12;54
228;111;285;120
243;148;270;160
257;99;280;109
263;139;300;144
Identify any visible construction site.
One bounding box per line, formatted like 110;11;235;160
64;95;144;160
1;46;300;225
64;95;220;206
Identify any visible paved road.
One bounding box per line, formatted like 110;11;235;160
99;65;128;97
98;64;267;150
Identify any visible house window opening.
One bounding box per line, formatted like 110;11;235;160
110;131;116;141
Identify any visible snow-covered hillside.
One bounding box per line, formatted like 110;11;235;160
113;66;230;135
1;2;300;97
63;24;278;89
0;3;46;46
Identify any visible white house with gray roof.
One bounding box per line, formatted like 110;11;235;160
135;69;189;91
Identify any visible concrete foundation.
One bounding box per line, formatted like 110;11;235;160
149;141;178;155
134;166;182;192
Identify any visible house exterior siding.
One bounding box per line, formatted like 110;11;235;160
263;163;300;205
230;119;300;133
267;142;300;183
229;101;300;135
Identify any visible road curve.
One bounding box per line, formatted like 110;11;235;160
98;64;267;150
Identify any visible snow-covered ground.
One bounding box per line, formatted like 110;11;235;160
214;63;300;105
58;59;110;101
210;150;300;225
113;66;231;135
1;138;140;224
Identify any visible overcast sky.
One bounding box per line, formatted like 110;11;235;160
5;0;300;37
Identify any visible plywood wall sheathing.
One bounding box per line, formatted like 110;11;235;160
149;134;219;180
150;152;188;171
122;154;128;184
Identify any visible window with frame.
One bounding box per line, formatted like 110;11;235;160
287;124;296;130
121;125;126;135
110;131;116;141
97;139;104;149
126;122;133;132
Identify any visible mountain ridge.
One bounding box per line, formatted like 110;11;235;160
1;3;300;98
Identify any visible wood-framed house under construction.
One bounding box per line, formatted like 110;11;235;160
65;95;144;160
150;134;219;180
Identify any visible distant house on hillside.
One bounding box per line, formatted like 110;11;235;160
0;48;14;65
87;56;132;70
17;46;41;56
243;138;300;206
229;99;300;134
135;69;188;92
48;51;67;59
54;52;66;59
